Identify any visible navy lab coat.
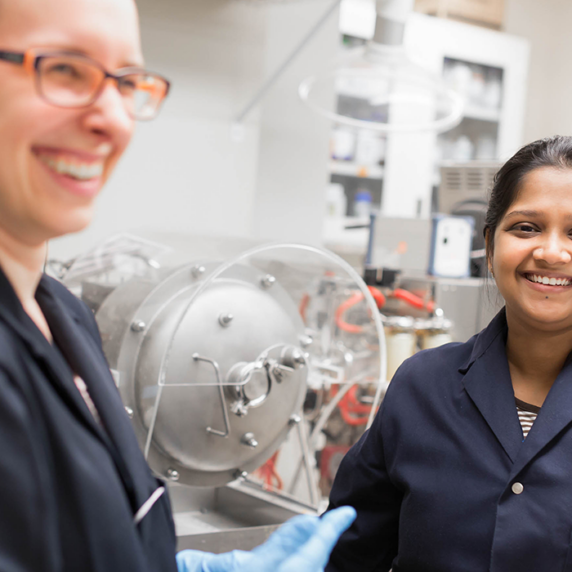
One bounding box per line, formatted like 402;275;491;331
0;267;178;572
326;308;572;572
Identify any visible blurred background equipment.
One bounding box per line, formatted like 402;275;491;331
55;234;386;552
438;161;501;276
428;214;474;278
370;216;432;272
438;162;499;213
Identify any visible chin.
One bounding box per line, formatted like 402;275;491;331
46;209;94;239
524;306;572;330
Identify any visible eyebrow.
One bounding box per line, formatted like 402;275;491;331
40;46;144;69
504;209;572;220
504;210;541;219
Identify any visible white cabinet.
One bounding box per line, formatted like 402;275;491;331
404;13;530;164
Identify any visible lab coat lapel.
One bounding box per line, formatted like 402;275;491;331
0;268;105;442
37;277;149;507
461;311;522;463
509;355;572;478
35;280;117;446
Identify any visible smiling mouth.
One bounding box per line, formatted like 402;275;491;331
524;273;572;287
36;153;104;181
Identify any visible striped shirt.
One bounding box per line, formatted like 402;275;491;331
516;398;540;439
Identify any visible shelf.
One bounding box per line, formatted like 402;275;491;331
329;160;384;179
322;216;370;249
331;95;501;123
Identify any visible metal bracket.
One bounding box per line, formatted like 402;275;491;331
193;354;231;438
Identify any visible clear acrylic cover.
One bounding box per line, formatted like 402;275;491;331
299;44;464;133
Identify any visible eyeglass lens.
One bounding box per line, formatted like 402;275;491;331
36;55;168;120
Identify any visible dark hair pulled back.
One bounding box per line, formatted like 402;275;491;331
484;135;572;259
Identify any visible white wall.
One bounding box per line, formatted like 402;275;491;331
50;0;339;261
252;2;338;244
504;0;572;143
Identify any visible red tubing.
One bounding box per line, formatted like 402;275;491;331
332;286;435;335
255;451;283;490
392;288;434;312
335;287;386;334
335;384;372;426
299;293;310;322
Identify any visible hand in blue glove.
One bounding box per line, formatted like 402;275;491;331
175;548;251;572
176;506;356;572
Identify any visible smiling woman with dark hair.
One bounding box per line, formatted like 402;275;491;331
0;0;354;571
326;135;572;572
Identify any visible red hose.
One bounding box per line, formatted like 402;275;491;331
335;287;435;334
335;292;367;334
392;288;435;312
299;293;310;322
335;384;373;426
255;451;283;490
335;287;386;334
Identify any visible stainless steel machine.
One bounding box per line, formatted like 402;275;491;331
57;234;386;552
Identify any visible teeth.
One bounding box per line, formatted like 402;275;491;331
527;274;571;286
39;155;103;180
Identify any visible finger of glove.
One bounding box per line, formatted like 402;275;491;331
176;550;218;572
277;507;357;572
203;550;253;572
249;515;320;565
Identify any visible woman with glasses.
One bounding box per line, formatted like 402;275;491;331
0;0;353;571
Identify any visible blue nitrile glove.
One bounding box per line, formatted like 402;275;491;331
176;506;356;572
175;548;251;572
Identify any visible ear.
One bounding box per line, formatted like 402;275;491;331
484;228;493;274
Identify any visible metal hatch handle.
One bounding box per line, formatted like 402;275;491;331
143;353;231;459
193;354;231;438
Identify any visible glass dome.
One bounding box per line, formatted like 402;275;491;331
299;42;464;133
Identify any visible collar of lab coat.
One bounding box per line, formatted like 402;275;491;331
0;263;56;359
458;307;508;375
460;306;572;473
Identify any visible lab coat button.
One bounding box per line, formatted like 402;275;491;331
512;482;524;495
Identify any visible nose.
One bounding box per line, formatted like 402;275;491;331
81;78;134;139
533;232;572;265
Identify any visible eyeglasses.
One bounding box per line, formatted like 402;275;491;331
0;49;171;121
